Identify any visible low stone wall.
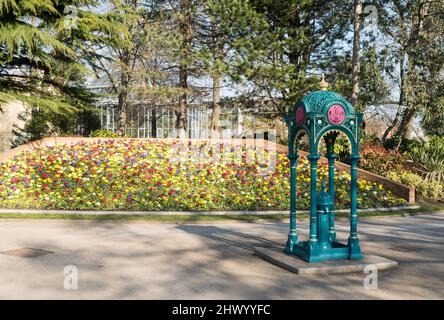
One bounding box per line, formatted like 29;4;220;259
299;151;415;204
287;148;414;203
0;136;414;203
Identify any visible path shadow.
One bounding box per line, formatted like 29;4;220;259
176;224;282;252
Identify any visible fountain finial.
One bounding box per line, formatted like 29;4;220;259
319;74;329;91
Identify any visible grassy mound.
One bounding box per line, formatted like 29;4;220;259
0;140;407;210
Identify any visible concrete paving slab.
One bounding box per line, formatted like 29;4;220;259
254;246;398;275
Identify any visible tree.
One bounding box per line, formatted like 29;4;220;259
237;0;352;117
143;0;201;139
378;0;444;147
350;0;362;106
0;0;126;120
135;13;183;138
174;0;194;138
195;0;267;138
421;94;444;136
93;0;179;137
325;47;390;108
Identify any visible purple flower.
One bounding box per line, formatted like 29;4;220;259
23;177;30;188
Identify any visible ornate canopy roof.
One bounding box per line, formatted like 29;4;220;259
299;91;354;115
287;88;363;155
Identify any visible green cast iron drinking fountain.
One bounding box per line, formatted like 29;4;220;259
284;76;364;262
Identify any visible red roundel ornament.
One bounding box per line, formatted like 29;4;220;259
328;104;345;125
295;106;305;125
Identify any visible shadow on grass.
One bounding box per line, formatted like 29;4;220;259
0;213;290;222
0;201;442;222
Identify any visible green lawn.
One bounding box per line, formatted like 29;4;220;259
0;203;441;222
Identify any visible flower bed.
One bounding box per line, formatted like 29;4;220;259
0;140;407;210
359;141;407;173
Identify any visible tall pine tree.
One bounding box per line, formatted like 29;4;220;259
195;0;266;137
0;0;126;118
237;0;352;117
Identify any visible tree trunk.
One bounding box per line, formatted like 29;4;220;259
289;10;301;82
393;53;417;148
209;20;224;139
176;66;188;139
210;75;222;138
117;85;129;137
300;14;312;79
351;0;362;107
394;108;415;150
117;50;130;136
176;0;191;139
404;110;415;139
151;107;157;138
381;105;402;144
382;53;405;144
392;3;429;148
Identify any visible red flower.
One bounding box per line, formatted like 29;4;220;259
222;171;230;178
41;173;48;179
